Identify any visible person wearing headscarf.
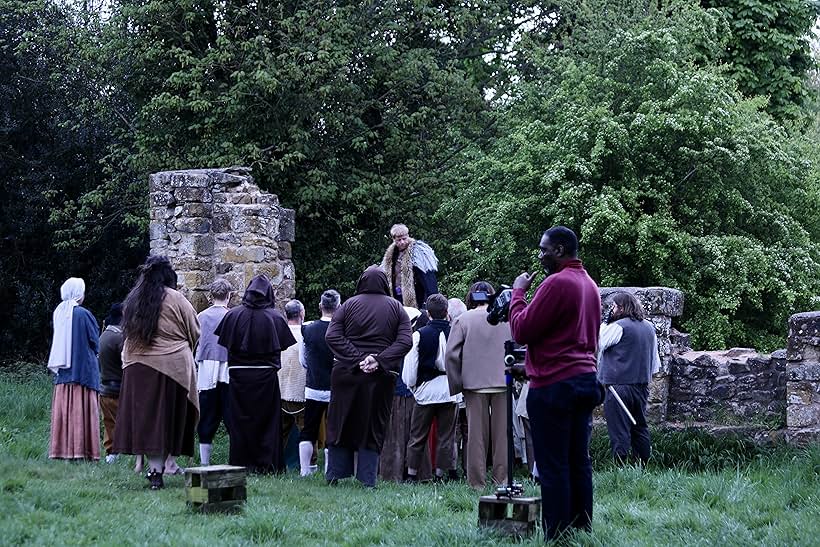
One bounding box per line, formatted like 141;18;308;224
214;274;297;474
325;266;412;487
98;302;124;463
47;277;101;460
113;256;200;490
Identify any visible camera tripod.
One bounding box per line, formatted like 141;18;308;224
476;340;541;537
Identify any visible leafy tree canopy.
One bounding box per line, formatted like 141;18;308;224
436;0;820;350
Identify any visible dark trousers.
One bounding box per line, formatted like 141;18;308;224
299;399;329;443
326;446;380;487
197;382;230;444
604;384;650;463
406;401;457;472
527;373;603;541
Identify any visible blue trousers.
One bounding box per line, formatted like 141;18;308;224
527;372;603;540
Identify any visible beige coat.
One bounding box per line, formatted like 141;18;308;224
122;288;201;412
445;307;511;394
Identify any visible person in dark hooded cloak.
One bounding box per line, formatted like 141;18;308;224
214;274;296;473
324;266;413;487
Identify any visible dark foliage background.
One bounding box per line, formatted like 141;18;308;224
1;0;818;360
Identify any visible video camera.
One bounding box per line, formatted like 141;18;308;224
486;285;513;325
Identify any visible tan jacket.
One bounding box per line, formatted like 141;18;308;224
445;307;510;394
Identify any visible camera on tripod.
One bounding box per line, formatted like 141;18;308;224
486;285;513;325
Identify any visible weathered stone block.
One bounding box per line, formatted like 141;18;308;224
149;173;170;192
245;262;282;285
180;270;207;289
787;362;820;382
787;311;820;361
149;221;166;240
176;187;213;203
278;208;296;241
170;172;210;188
215;263;234;274
787;404;820;428
278;241;292;259
180;202;213;217
193;235;215;256
175;218;211;234
150;191;176;207
221;246;266;263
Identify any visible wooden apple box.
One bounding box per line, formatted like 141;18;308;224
185;465;247;513
478;495;541;537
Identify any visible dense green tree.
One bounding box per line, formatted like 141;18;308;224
702;0;819;122
51;0;559;305
0;0;143;359
436;1;820;350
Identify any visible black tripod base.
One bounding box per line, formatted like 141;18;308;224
478;495;542;537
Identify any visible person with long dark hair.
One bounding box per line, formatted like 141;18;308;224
214;274;296;474
113;255;200;490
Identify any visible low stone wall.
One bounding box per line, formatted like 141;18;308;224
667;348;786;426
148;167;295;311
786;312;820;444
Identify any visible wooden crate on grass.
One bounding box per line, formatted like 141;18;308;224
185;465;247;513
478;495;541;537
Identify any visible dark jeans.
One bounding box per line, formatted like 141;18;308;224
527;373;603;541
603;384;650;463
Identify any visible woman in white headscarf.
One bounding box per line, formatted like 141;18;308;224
47;277;101;460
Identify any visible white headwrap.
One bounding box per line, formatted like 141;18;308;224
47;278;86;374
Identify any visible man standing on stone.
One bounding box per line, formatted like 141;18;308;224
279;299;306;458
509;226;604;541
380;224;438;309
325;266;412;487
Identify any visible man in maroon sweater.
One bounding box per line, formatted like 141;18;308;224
509;225;603;541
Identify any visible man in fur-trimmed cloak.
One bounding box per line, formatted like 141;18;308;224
379;224;439;309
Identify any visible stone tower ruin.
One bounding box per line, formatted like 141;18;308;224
148;167;295;311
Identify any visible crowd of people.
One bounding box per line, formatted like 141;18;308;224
46;223;660;541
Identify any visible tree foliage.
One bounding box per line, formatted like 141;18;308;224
702;0;820;122
53;0;558;303
436;1;820;350
2;0;819;358
0;0;144;358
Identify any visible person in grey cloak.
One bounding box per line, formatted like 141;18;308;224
325;266;413;487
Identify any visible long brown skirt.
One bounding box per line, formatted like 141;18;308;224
378;395;432;482
113;363;196;457
49;383;100;460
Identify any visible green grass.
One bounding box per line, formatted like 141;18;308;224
2;364;819;546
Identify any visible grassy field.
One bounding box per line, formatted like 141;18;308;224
1;364;819;546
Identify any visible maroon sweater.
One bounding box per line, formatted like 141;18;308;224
509;259;600;388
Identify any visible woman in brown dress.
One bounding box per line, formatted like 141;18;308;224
113;256;200;489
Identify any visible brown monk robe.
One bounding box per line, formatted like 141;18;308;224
325;266;412;487
214;275;296;474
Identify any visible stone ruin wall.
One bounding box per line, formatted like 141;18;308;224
146;168;820;445
148;167;295;312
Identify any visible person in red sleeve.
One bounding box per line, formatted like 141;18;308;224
509;226;604;541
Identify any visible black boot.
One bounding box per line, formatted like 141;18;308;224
147;470;164;490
